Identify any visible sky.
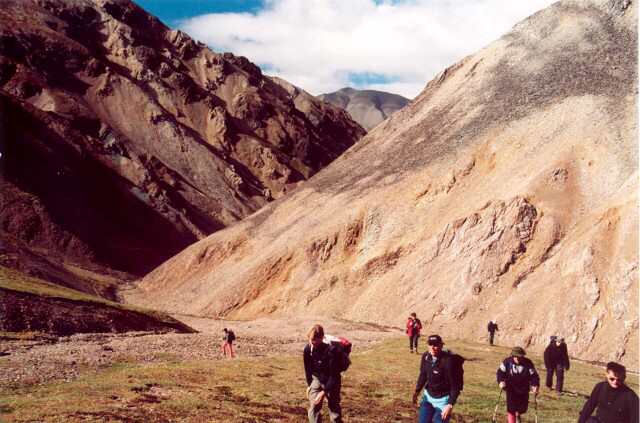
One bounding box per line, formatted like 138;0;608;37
136;0;556;99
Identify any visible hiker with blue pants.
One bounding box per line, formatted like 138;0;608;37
412;335;461;423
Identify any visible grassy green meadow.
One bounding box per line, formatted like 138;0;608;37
1;337;636;422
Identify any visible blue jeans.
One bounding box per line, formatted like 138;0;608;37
418;391;451;423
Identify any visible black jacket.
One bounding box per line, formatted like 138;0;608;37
415;351;461;405
496;356;540;395
578;381;639;423
303;343;340;392
544;342;570;370
487;322;499;333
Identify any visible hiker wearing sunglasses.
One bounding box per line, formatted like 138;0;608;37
578;362;639;423
412;335;463;423
496;347;540;423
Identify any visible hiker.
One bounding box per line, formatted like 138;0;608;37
578;361;639;423
222;328;235;358
304;324;343;423
487;321;499;346
543;336;570;393
412;334;462;423
407;312;423;353
496;346;540;423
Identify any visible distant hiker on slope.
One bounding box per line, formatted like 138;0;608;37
412;335;463;423
496;347;540;423
578;361;639;423
222;328;236;358
543;336;570;393
487;320;499;346
407;312;423;353
304;324;344;423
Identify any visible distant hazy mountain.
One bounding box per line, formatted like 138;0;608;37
319;88;410;131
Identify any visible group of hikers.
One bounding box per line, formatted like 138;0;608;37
301;318;638;423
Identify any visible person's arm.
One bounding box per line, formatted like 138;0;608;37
577;383;601;423
446;358;460;405
529;361;540;393
303;346;312;387
543;346;551;369
412;353;428;404
562;345;570;370
497;360;507;384
627;388;639;423
495;324;499;331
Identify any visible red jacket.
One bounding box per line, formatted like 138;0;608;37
406;318;422;336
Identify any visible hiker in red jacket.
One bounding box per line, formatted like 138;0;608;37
406;312;423;353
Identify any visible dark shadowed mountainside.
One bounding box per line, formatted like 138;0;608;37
0;0;365;295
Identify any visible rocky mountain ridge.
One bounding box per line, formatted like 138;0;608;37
128;0;638;367
0;0;365;293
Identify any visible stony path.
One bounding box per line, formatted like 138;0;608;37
0;315;401;390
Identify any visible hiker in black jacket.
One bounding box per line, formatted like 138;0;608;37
497;347;540;423
303;324;342;423
412;335;461;423
544;336;570;392
487;321;499;346
578;362;639;423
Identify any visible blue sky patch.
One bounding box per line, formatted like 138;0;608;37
136;0;265;27
346;72;400;88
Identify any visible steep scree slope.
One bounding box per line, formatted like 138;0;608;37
129;0;637;367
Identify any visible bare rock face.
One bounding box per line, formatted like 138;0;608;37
319;87;410;131
0;0;365;288
129;0;638;367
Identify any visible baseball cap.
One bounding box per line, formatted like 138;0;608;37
427;335;444;346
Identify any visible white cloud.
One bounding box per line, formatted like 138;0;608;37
180;0;556;98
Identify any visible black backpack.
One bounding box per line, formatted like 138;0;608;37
443;351;465;391
228;330;236;342
325;336;352;372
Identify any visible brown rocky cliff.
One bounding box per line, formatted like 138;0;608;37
0;0;365;288
128;0;638;368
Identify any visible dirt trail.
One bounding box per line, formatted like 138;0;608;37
0;316;401;389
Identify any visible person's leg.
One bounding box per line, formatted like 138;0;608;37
229;341;235;358
414;335;419;353
490;332;494;345
326;379;343;423
556;366;564;392
308;377;324;423
409;335;414;352
418;397;436;423
545;367;554;389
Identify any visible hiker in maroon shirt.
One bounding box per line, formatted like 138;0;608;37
406;312;423;353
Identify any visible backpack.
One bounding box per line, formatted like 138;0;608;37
443;350;465;391
324;335;352;372
227;330;236;342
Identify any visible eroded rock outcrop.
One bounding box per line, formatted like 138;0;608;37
0;0;365;289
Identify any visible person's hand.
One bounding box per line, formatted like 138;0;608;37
532;386;539;394
441;404;453;420
313;390;325;405
499;382;506;390
412;391;419;406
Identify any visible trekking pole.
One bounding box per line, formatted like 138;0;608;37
491;388;503;423
534;392;539;423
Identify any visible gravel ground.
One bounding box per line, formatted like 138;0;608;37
0;315;401;389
